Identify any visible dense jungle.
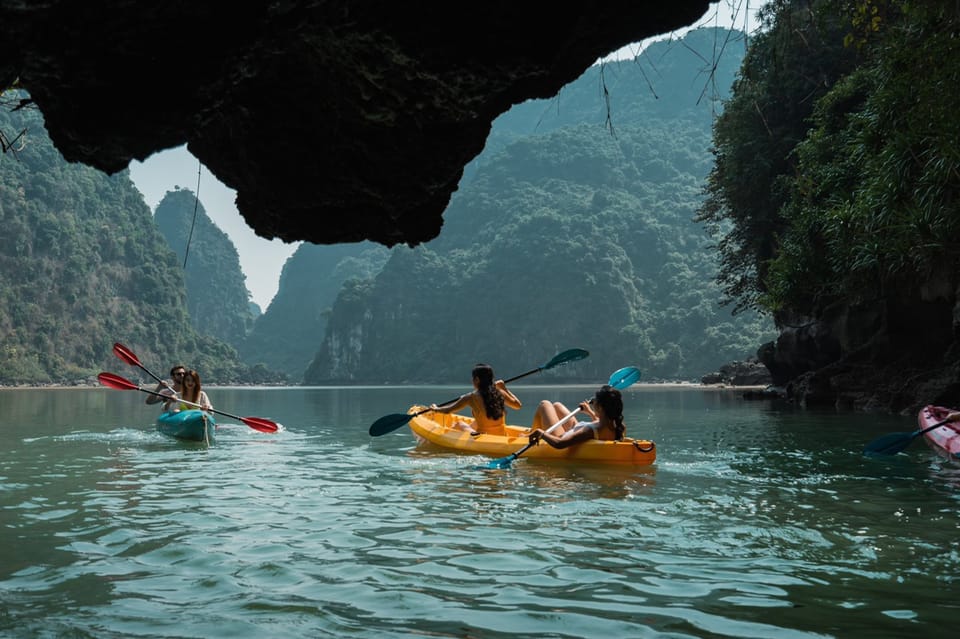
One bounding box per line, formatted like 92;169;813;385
700;0;960;412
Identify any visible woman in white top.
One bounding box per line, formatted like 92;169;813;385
175;369;213;412
527;385;626;449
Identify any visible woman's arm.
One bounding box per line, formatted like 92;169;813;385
528;423;594;449
577;401;597;422
199;391;213;411
430;393;472;413
496;380;522;410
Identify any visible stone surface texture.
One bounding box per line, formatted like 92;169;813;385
0;0;709;246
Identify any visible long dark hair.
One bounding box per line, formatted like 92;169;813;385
182;370;202;405
473;363;504;420
594;385;626;440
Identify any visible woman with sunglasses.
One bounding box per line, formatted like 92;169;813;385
145;364;187;410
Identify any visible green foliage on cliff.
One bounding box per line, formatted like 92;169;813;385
303;28;776;384
241;241;389;378
154;189;256;347
702;0;960;320
698;0;862;314
0;97;252;384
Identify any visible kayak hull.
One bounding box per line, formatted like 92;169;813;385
407;405;655;465
918;405;960;459
157;410;216;443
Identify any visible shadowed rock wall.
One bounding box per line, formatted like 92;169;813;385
0;1;709;247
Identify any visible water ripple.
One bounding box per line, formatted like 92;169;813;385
1;388;958;637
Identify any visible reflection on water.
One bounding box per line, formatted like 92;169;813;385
0;385;957;638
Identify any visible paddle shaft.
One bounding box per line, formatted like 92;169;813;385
131;382;260;425
132;384;208;411
429;365;563;413
502;401;591;462
113;342;170;388
885;419;950;450
397;366;544;423
139;365;169;388
487;366;642;468
865;417;955;455
99;371;279;433
914;419;951;439
369;352;589;436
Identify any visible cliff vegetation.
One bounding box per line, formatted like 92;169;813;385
701;0;960;411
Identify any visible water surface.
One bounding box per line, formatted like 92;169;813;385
1;385;957;638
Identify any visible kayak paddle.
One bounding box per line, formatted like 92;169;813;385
862;418;953;456
368;348;590;437
484;365;642;469
98;372;280;433
113;342;171;388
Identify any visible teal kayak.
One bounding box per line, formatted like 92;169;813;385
157;410;216;443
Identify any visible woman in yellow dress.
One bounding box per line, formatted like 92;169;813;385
429;363;521;436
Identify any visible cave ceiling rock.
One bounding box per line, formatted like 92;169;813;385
1;0;711;246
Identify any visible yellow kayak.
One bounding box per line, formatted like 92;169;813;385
407;405;656;465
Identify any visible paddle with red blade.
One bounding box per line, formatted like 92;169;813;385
98;372;279;433
367;348;590;437
113;342;170;388
483;365;642;469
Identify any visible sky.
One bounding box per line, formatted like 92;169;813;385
127;1;767;311
601;0;766;62
127;147;300;311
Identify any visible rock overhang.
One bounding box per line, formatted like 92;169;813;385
0;1;711;246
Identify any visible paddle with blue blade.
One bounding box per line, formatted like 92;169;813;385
483;365;642;469
98;372;280;433
368;348;590;437
863;418;953;456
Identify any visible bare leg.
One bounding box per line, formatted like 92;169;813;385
531;400;574;432
451;421;479;436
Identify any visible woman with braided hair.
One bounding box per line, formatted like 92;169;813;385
527;384;627;449
429;363;522;436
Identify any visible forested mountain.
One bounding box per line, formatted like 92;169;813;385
0;26;779;388
700;0;960;411
0;99;255;385
469;27;741;182
241;241;390;378
303;27;776;384
154;189;256;348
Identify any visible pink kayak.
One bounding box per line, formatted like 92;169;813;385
918;405;960;459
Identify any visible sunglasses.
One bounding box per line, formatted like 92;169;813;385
173;371;186;378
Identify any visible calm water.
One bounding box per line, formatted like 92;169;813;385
1;384;958;638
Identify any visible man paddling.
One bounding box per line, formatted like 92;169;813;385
145;364;186;411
